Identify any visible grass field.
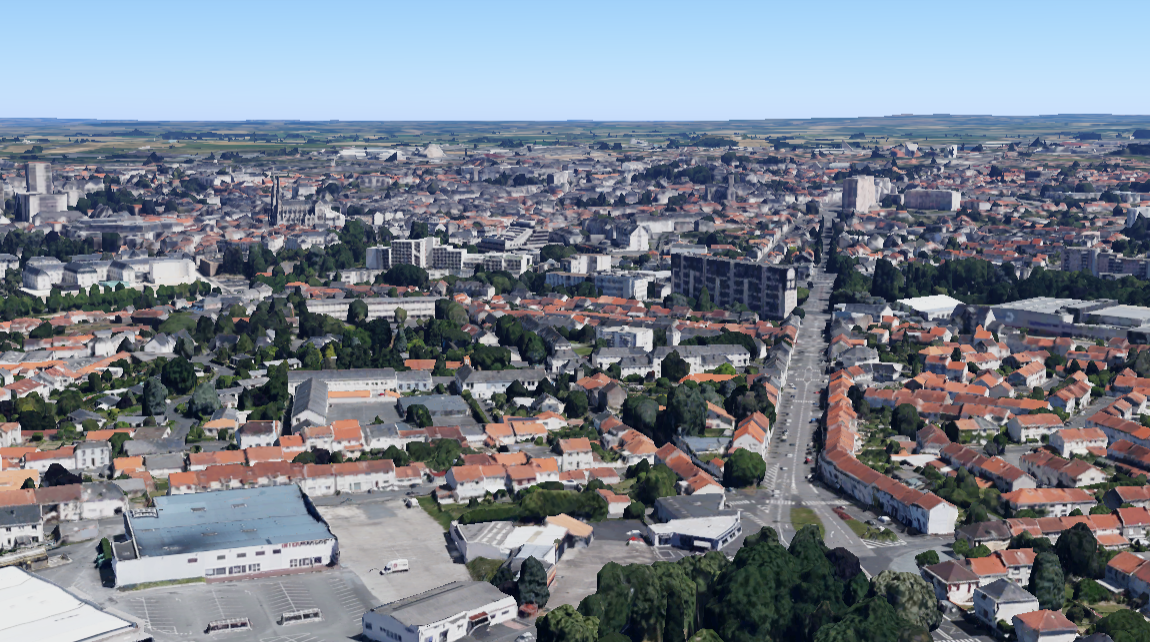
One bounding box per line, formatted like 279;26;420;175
417;495;468;531
790;506;825;539
4;115;1150;160
466;557;504;582
158;312;197;334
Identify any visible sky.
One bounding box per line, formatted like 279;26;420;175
6;0;1148;121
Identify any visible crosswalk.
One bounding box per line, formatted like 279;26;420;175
862;538;907;549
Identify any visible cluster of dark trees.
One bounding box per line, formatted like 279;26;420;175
834;255;1150;308
536;526;940;642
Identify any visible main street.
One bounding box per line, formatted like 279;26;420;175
727;216;955;577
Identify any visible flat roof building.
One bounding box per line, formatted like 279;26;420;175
362;581;517;642
0;566;135;642
112;485;336;587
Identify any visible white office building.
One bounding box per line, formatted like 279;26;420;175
111;485;336;587
362;581;517;642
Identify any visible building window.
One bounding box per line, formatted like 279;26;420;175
188;558;198;563
237;553;247;558
217;555;225;560
365;623;373;631
249;564;260;573
256;551;265;556
229;566;245;574
273;549;281;554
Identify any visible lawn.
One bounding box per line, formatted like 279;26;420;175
843;519;898;541
1092;603;1129;615
417;495;469;531
573;345;594;357
790;506;825;539
466;557;504;582
158;312;197;334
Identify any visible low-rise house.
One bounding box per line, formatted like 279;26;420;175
1105;550;1150;590
236;420;280;449
558;438;593;472
1008;414;1065;443
598;488;631;517
445;465;507;501
1049;428;1107;458
1001;488;1096;517
974;579;1039;628
705;403;735;434
0;503;43;549
187;450;246;471
1012;610;1076;642
1020;450;1107;488
923;560;980;605
1104;486;1150;511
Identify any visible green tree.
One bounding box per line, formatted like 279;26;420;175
662;351;690;381
666;383;706;437
724;449;766;488
1095;609;1150;642
914;550;939;568
1027;551;1065;611
109;432;132;457
518;556;550;607
891;404;923;438
394;326;408;353
347;299;369;325
565;390;589;418
187;383;221;417
622;396;660;436
537;605;599;642
160;357;197;395
871;570;941;631
141;376;169;416
633;464;678;505
697;287;714;312
29;322;53;339
624;500;646;520
405;404;432;428
1054;522;1104;579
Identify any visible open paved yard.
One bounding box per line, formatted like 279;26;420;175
548;540;658;608
318;499;469;604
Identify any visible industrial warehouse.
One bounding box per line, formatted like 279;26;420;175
111;485;337;587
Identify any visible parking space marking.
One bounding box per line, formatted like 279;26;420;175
328;576;367;620
266;581;319;617
261;635;322;642
131;596;178;635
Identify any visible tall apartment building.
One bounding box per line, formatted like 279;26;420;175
671;254;797;319
16;162;66;222
25;162;51;194
842;176;876;212
1062;247;1150;279
368;240;531;276
904;189;961;211
390;238;438;268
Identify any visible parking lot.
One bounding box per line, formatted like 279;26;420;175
317;499;469;604
548;539;659;608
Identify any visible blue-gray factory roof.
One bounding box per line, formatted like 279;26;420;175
127;486;333;558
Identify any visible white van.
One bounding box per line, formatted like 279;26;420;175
383;559;409;574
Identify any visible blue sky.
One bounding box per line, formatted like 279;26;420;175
6;0;1147;120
